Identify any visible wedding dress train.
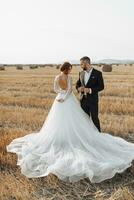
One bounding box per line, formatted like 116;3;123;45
6;75;134;183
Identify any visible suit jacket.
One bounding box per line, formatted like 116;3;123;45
76;68;104;103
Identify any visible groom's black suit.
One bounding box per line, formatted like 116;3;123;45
76;68;104;132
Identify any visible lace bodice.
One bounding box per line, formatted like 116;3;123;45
54;75;73;101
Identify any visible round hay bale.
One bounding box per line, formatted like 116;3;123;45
0;66;5;70
49;64;53;67
34;65;38;68
29;65;38;69
102;64;112;72
56;64;60;69
16;66;23;70
40;65;45;68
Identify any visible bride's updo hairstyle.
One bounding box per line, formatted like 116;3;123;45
60;62;72;74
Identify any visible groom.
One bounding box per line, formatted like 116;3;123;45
76;56;104;132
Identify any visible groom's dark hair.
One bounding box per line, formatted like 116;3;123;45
80;56;91;64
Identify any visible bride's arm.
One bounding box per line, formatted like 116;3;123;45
53;75;61;93
62;76;73;101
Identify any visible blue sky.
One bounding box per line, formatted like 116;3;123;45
0;0;134;64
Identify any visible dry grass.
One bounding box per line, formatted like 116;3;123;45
0;64;134;199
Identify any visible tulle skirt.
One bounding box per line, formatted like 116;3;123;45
6;92;134;183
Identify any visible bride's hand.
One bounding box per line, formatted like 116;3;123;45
57;98;64;103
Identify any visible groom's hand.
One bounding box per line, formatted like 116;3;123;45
84;88;92;94
78;86;84;92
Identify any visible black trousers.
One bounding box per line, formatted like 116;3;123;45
80;96;101;132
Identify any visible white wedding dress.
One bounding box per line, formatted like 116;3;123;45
6;74;134;183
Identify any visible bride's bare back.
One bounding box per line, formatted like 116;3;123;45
58;75;68;90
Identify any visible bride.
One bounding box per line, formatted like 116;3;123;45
6;62;134;183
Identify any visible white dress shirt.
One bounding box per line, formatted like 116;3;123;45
84;67;93;85
84;67;93;94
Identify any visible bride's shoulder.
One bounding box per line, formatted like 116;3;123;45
54;74;60;80
55;74;72;81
